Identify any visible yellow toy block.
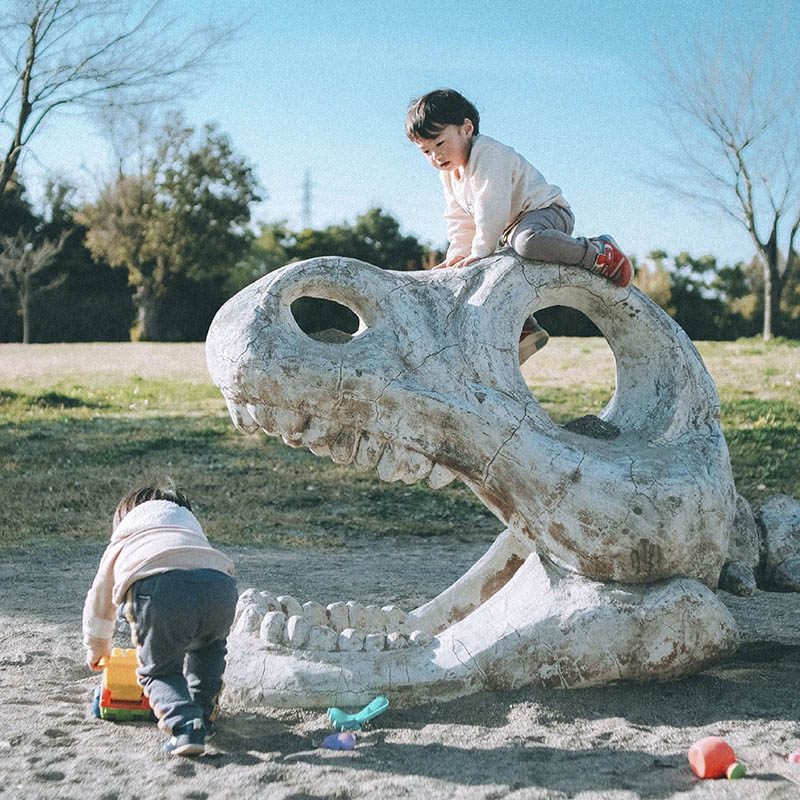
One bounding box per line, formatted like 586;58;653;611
91;647;154;722
102;647;143;701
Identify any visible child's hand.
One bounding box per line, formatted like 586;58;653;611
453;254;481;269
86;646;110;671
434;254;480;269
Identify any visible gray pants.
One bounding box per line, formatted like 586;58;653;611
126;568;238;733
508;205;597;268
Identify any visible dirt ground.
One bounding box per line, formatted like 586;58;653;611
2;534;799;800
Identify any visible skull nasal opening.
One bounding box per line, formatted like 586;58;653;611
290;296;362;343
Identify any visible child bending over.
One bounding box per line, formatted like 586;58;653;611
406;88;633;365
83;484;238;757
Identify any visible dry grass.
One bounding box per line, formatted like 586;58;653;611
0;338;797;548
0;342;209;381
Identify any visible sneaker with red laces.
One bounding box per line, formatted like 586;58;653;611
518;317;549;366
589;235;632;287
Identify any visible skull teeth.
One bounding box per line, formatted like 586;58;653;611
232;591;427;652
427;462;456;488
228;400;260;434
329;428;359;464
377;443;434;484
296;417;333;455
354;432;385;470
247;403;278;435
238;403;457;487
275;409;311;446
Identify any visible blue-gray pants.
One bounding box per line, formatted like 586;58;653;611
508;204;598;268
125;569;238;734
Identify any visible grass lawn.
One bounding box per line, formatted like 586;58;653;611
1;338;797;548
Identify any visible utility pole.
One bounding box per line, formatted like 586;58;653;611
301;169;312;229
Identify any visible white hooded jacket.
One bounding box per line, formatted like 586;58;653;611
82;500;235;653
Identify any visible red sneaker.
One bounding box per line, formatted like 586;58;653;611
589;235;632;287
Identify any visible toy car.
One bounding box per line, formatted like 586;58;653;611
92;647;155;722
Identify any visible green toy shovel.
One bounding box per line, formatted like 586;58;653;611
327;696;389;731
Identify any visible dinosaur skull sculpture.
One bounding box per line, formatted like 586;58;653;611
206;252;738;709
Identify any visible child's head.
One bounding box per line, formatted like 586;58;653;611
405;89;480;141
406;89;480;172
113;483;192;530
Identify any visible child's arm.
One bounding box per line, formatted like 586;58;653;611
468;145;514;259
441;173;475;265
83;583;114;669
82;550;117;670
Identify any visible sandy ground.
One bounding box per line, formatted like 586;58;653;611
2;342;799;798
1;534;799;800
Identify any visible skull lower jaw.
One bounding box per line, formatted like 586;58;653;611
222;545;737;710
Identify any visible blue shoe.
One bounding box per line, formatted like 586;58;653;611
161;719;205;756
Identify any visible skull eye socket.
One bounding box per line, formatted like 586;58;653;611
520;308;616;432
290;296;363;343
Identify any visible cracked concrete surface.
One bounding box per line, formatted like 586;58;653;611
206;252;739;708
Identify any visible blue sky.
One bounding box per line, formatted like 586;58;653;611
22;0;796;266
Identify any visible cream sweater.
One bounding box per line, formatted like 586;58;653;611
440;133;568;260
82;501;235;655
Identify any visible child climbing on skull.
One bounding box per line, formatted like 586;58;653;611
406;89;633;366
83;482;238;757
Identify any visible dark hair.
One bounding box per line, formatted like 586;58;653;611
405;89;480;141
113;482;192;529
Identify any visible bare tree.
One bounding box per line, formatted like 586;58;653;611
0;0;233;197
0;228;68;343
648;14;800;339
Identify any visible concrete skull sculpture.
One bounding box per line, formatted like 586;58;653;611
206;252;739;709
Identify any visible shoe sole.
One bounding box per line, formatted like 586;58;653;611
168;742;205;756
616;263;632;288
518;330;549;365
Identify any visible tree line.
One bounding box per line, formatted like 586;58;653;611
1;2;797;343
1;122;798;344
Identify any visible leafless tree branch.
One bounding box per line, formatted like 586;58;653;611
644;10;800;338
0;226;70;343
0;0;238;196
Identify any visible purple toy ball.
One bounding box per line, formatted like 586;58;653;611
322;732;356;751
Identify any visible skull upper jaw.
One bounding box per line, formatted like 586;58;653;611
207;257;734;588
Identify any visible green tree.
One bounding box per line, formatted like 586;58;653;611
348;207;427;270
636;250;761;341
226;221;290;294
239;209;428;284
233;208;429;336
667;252;729;339
781;258;800;337
283;208;426;271
35;180;134;342
77;118;259;340
0;0;233;198
0;175;39;339
0;174;37;236
742;253;800;340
